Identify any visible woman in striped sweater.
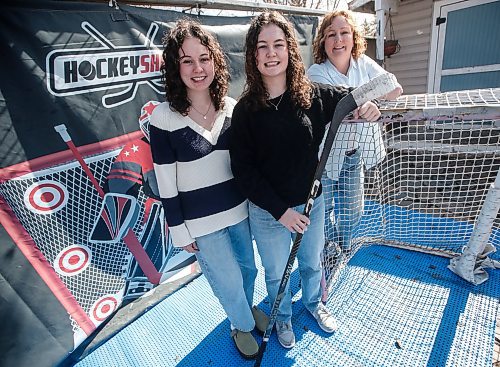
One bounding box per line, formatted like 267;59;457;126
149;19;266;359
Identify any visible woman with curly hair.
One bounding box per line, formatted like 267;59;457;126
149;19;267;360
308;10;402;257
229;11;382;349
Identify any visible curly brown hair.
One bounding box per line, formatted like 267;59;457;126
312;10;366;64
241;11;313;111
161;18;229;115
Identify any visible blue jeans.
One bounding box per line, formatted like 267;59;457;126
249;195;325;322
195;218;257;332
322;149;364;251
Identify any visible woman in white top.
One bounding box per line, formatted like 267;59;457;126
307;10;402;254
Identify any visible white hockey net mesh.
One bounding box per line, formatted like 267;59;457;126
321;88;500;280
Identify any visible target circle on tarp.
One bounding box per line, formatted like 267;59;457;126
24;180;68;214
89;294;120;324
53;244;92;276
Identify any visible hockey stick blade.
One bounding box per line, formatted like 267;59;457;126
254;73;398;367
352;72;398;106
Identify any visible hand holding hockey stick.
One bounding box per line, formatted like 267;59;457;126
254;73;399;366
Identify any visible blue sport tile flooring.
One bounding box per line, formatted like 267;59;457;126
74;243;499;367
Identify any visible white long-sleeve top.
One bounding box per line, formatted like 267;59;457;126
307;55;387;180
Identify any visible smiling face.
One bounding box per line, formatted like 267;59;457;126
323;15;354;65
255;24;288;86
178;37;215;93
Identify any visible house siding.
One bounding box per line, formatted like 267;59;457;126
384;0;433;94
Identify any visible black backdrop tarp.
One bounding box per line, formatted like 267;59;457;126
0;1;317;366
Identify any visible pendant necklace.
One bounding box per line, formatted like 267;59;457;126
191;103;212;119
268;93;284;110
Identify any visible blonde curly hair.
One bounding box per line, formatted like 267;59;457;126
312;10;367;64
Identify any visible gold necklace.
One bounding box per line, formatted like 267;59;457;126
268;93;284;110
190;103;212;119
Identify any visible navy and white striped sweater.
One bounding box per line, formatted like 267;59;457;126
149;97;248;248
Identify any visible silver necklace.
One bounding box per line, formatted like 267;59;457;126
268;93;284;110
190;103;212;119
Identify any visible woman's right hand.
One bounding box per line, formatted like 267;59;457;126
279;208;310;234
183;242;199;253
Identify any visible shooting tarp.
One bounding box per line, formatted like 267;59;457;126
0;1;317;366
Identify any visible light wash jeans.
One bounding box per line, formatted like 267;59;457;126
195;218;257;332
248;195;325;323
322;149;364;251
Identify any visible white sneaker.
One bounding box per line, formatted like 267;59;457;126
276;320;295;349
312;304;338;333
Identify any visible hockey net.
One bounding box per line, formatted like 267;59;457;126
321;88;500;283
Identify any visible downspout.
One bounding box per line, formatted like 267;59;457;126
375;0;385;63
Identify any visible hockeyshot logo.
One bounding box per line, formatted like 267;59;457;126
46;21;163;108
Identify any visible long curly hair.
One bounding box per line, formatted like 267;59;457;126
161;19;229;115
312;10;366;64
241;11;313;111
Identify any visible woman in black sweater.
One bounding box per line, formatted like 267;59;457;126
229;11;381;349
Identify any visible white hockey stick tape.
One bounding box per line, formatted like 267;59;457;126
352;72;399;106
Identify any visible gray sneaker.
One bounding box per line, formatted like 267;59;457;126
276;320;295;349
312;304;338;333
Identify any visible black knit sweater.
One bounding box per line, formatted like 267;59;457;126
230;83;350;220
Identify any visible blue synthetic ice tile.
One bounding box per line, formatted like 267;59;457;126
76;242;499;367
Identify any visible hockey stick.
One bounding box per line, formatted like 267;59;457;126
254;73;399;366
54;124;162;284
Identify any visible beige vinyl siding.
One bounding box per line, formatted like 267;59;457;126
384;0;433;94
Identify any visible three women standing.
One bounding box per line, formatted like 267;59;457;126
151;12;397;356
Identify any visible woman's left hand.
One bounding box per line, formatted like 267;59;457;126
279;208;310;234
382;83;403;100
353;101;381;122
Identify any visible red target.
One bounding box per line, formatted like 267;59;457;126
89;294;120;324
53;245;92;276
24;180;68;214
